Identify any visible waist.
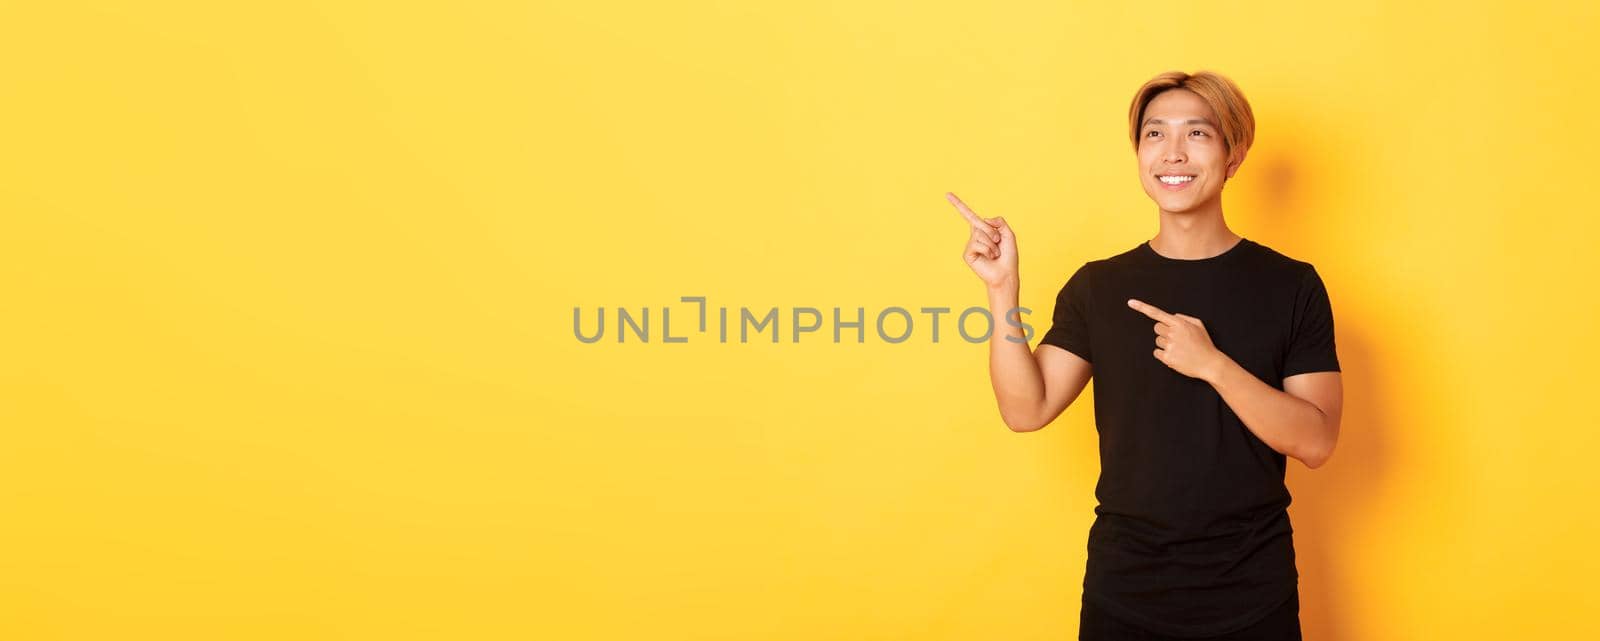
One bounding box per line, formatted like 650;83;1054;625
1088;508;1294;561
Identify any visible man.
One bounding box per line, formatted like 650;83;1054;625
946;70;1343;640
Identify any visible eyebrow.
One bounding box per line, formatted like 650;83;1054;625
1142;118;1217;128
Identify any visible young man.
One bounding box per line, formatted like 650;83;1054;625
946;70;1343;640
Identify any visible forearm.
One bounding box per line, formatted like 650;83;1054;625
1204;355;1335;468
984;280;1047;430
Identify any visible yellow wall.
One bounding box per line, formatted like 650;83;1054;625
3;1;1597;639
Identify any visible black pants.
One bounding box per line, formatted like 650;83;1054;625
1079;591;1302;641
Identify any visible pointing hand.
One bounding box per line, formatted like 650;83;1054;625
946;192;1018;290
1127;298;1225;381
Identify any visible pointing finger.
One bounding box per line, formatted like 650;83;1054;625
946;192;1001;229
1127;298;1177;324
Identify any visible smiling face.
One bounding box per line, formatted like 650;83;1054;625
1136;88;1242;214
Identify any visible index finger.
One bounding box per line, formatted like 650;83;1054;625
946;192;999;229
1127;298;1177;324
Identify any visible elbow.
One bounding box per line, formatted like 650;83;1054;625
1298;410;1340;469
1002;399;1075;432
1301;440;1337;470
1001;411;1046;433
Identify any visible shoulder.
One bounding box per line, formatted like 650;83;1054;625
1244;238;1315;271
1071;244;1140;279
1047;252;1122;305
1101;242;1145;267
1063;249;1129;284
1241;241;1338;317
1241;239;1325;287
1050;243;1147;298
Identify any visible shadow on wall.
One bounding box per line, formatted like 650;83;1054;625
1237;122;1393;641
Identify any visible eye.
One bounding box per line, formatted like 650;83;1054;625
1190;130;1207;137
1145;130;1160;138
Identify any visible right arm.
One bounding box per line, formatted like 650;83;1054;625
947;193;1093;432
984;282;1093;432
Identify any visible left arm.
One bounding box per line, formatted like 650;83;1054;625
1204;357;1343;469
1127;298;1344;469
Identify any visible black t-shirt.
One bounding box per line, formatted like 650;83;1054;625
1038;237;1341;638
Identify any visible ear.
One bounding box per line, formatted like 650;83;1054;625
1224;148;1247;180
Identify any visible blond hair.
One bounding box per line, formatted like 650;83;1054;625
1128;70;1255;171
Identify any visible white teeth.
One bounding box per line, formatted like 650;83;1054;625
1159;175;1194;185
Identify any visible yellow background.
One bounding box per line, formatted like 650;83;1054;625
3;1;1597;639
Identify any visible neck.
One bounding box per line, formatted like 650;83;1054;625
1149;198;1240;259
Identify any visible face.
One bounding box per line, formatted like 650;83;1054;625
1136;89;1241;214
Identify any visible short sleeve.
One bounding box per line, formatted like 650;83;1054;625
1038;263;1092;363
1282;265;1341;377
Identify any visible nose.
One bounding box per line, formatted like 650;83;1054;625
1162;137;1187;164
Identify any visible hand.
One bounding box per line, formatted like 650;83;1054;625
1127;298;1226;381
946;192;1019;290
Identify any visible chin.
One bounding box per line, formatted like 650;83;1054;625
1154;195;1209;214
1147;186;1219;214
